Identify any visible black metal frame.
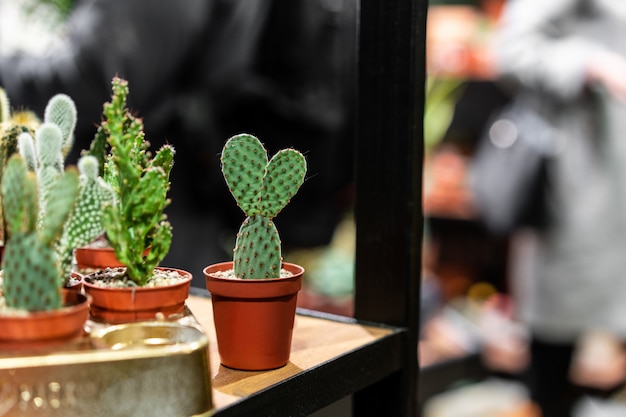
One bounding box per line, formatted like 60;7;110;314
352;0;425;415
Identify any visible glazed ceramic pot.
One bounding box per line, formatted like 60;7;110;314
0;290;90;344
83;267;192;324
204;261;304;371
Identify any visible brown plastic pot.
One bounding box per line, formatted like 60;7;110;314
204;261;304;371
83;267;192;324
0;290;90;344
74;246;125;270
74;246;153;271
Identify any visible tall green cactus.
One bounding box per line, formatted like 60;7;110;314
100;77;174;286
1;154;79;311
221;134;306;279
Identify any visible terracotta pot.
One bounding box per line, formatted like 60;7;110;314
74;246;125;270
0;290;90;344
83;267;192;324
204;261;304;371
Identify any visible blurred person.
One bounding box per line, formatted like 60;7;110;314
0;0;357;286
494;0;626;415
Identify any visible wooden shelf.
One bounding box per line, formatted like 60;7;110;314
186;291;407;416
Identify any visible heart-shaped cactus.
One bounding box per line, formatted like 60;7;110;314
221;134;306;279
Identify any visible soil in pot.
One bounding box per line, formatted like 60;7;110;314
83;267;192;324
204;261;304;371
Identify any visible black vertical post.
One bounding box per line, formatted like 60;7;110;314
353;0;426;416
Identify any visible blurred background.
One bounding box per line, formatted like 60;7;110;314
4;1;626;416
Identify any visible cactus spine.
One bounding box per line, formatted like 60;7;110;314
221;134;306;278
100;77;174;286
1;154;79;311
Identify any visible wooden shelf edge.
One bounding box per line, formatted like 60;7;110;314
214;328;408;417
188;287;409;416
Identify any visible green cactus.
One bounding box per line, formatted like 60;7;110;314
57;155;115;277
1;154;79;311
16;94;77;226
0;89;38;244
43;93;77;159
99;77;174;286
221;133;306;279
83;124;109;177
18;123;66;225
0;88;9;124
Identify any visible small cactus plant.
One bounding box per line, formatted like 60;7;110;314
221;133;307;279
99;77;175;286
1;154;79;311
57;155;115;277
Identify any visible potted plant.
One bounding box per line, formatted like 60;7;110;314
0;153;88;344
82;77;192;323
14;92;99;290
203;133;307;371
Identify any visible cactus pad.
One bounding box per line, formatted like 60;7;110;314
2;233;62;311
233;215;282;278
221;134;268;216
44;93;77;156
260;149;307;218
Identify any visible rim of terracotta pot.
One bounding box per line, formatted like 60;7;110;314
83;267;193;312
203;261;304;299
0;290;90;343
